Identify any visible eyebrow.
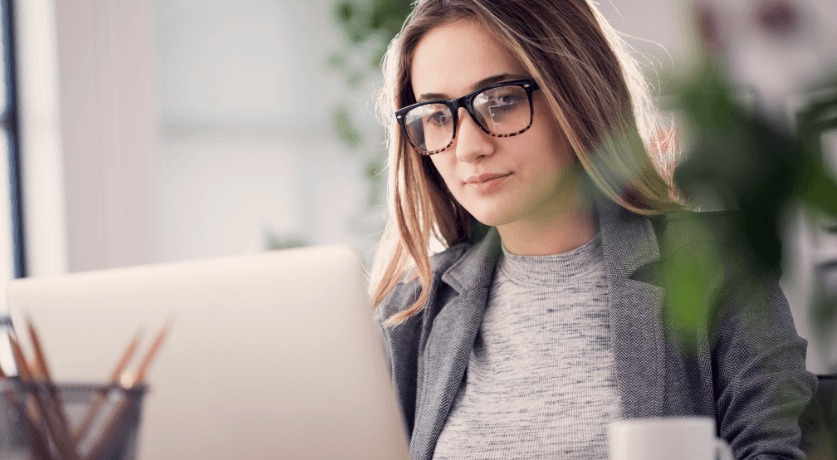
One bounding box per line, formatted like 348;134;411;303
416;73;528;101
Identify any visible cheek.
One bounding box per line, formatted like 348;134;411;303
530;100;574;163
429;156;458;190
522;128;574;173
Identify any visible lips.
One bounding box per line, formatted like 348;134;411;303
464;173;512;184
464;172;512;193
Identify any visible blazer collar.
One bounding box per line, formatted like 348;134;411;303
411;198;666;459
596;197;662;277
411;231;500;459
595;198;667;418
440;198;662;288
440;227;502;294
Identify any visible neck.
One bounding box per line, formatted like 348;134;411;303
497;199;597;256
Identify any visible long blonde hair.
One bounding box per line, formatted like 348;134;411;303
372;0;681;327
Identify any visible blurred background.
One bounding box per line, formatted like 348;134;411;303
0;0;835;371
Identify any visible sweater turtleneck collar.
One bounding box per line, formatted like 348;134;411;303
498;233;602;285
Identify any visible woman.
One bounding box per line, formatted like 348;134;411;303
370;1;815;459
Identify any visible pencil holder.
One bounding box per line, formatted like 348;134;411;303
0;379;147;460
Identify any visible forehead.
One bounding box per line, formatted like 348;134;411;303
410;19;527;98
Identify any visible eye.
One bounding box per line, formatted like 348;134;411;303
477;88;524;114
491;94;521;110
484;92;523;122
428;110;452;126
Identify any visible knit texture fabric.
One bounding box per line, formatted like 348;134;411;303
376;206;816;460
433;234;621;459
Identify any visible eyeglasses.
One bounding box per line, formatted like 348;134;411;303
395;78;540;155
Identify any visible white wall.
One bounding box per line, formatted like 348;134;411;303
154;0;384;263
598;0;695;70
55;0;161;272
15;0;161;275
13;0;66;279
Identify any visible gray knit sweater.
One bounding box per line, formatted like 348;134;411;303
433;234;621;459
375;202;816;460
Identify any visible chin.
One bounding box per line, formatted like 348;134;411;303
466;207;513;228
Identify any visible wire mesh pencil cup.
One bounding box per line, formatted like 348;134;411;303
0;379;147;460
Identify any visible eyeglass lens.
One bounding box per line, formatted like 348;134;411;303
403;84;531;154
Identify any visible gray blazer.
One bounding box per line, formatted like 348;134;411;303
375;199;816;460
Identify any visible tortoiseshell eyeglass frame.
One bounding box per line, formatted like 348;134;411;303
395;78;540;155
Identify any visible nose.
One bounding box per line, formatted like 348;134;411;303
453;107;495;163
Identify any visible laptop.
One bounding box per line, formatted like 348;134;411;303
3;245;409;459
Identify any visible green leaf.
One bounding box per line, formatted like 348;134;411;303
327;53;347;69
659;219;721;354
366;157;384;179
347;70;365;87
798;154;837;217
335;0;354;23
333;106;362;149
810;271;837;345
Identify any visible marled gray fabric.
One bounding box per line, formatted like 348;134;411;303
375;200;816;460
433;235;620;459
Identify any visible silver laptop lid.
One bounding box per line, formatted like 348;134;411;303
4;245;409;459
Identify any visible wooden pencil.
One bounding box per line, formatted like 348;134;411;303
10;335;80;459
2;385;51;460
25;317;74;443
83;323;169;459
81;391;139;460
73;331;142;443
134;322;171;383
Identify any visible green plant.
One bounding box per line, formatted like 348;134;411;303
328;0;412;243
329;0;412;150
660;60;837;351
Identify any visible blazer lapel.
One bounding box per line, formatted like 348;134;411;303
597;198;666;418
410;230;500;460
410;202;667;458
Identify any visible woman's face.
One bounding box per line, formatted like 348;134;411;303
410;19;578;229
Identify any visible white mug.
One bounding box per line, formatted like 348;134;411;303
608;417;733;460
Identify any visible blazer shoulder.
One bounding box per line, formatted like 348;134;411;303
375;242;472;321
650;208;741;232
649;209;744;258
